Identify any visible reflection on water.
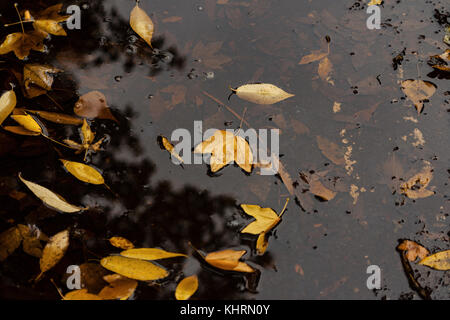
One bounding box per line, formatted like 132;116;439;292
0;0;449;299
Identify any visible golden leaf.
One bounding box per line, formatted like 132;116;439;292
256;232;268;255
98;274;138;300
64;289;103;300
120;248;187;260
159;136;184;164
30;4;70;36
194;130;253;173
3;125;40;136
397;240;430;262
60;159;105;185
240;204;280;235
19;173;85;213
0;226;22;261
0;30;46;60
100;255;169;281
109;237;135;250
24;109;83;125
64;119;105;160
204;249;254;273
11;114;43;135
234;83;294;105
0;89;17;125
23;64;62;98
368;0;382;5
37;230;70;281
17;224;44;258
419;250;450;271
400;164;434;199
175;275;198;300
130;3;154;48
401;80;436;114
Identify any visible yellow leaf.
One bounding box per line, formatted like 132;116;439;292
120;248;187;260
240;204;280;235
175;275;198;300
109;237;135;250
368;0;382;5
0;226;22;261
298;51;328;65
234;83;294;105
60;159;105;185
30;4;70;36
419;250;450;271
81;119;95;145
19;173;85;213
130;3;154;48
74;91;118;122
17;224;44;258
100;255;169;281
204;249;254;273
401;80;436;114
64;289;103;300
98;274;138;300
11;114;43;134
159;135;184;164
0;89;16;125
37;230;70;280
397;240;430;262
400;164;434;199
194;130;253;173
256;232;268;255
0;30;46;60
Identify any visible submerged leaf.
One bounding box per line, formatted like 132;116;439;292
298;50;328;65
0;30;46;60
175;275;198;300
400;164;434;199
100;255;169;281
120;248;187;260
0;89;17;125
234;83;294;105
401;80;436;114
419;250;450;271
37;230;70;280
130;3;154;48
19;173;85;213
0;226;22;261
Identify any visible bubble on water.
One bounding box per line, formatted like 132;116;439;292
147;94;154;99
128;35;138;43
205;71;214;79
114;75;122;82
162;52;174;63
125;45;137;55
81;3;89;9
197;5;204;11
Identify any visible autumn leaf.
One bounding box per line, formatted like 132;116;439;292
27;4;70;36
19;173;85;213
0;30;47;60
63;289;102;300
0;226;22;261
401;80;436;114
318;57;334;85
36;229;70;281
60;159;104;185
298;50;328;65
130;3;154;48
256;232;268;255
3;125;41;136
74;91;118;122
368;0;382;5
428;49;450;72
24;109;83;125
23;64;62;98
419;250;450;271
203;249;254;273
240;204;281;235
316;136;345;165
11;114;45;135
194;129;253;173
98;274;138;300
17;224;45;258
109;237;134;250
158;135;184;164
397;240;430;262
120;248;187;260
309;178;336;201
400;164;434;199
64;119;105;160
100;255;169;281
0;89;17;125
192;41;232;70
232;83;294;105
175;275;198;300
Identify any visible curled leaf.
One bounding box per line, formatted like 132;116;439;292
11;114;44;135
234;83;294;105
159;135;184;164
175;275;198;300
100;255;169;281
120;248;187;260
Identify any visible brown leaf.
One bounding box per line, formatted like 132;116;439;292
109;237;135;250
0;226;22;261
0;30;47;60
318;57;334;85
397;240;430;262
192;41;232;70
316;136;345;165
401;80;436;114
36;230;70;281
74;91;118;122
400;164;434;199
298;50;328;65
309;178;336;201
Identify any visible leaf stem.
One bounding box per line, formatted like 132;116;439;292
13;3;25;35
278;197;290;217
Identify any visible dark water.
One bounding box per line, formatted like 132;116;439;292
0;0;449;300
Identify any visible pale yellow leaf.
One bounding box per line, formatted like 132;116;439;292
419;250;450;271
235;83;294;105
175;275;198;300
130;3;154;48
0;89;16;125
100;255;169;281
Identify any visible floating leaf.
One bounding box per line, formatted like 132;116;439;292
194;130;253;173
419;250;450;271
17;224;44;258
36;230;69;281
192;41;232;70
130;3;154;48
240;204;280;235
0;89;17;125
100;255;169;281
397;240;430;262
78;263;109;293
401;80;436;114
400;164;434;199
120;248;187;260
28;4;70;36
60;159;105;185
0;30;46;60
368;0;382;5
64;289;102;300
74;91;118;122
64;119;105;161
109;237;134;250
19;173;85;213
428;49;450;72
98;274;138;300
204;249;254;273
11;114;43;135
233;83;294;105
3;125;40;136
0;226;22;261
23;64;62;98
24;109;83;125
175;275;198;300
159;135;184;164
256;232;268;255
